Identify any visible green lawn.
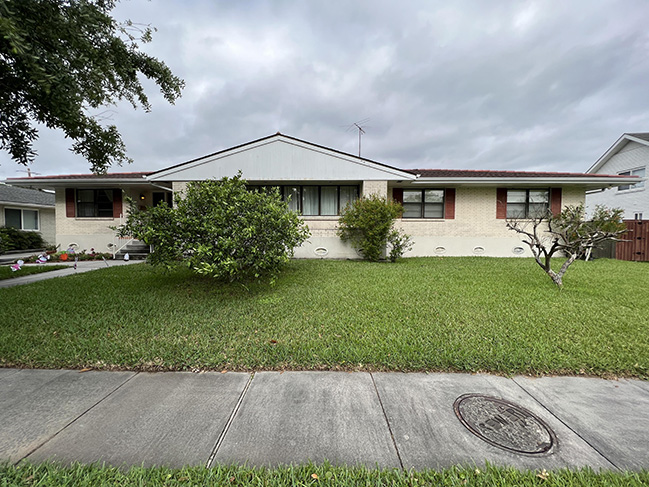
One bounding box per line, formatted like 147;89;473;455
0;264;67;280
0;258;647;378
1;462;647;487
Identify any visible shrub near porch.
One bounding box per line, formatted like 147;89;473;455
0;258;646;378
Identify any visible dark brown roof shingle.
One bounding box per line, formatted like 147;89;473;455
411;169;633;178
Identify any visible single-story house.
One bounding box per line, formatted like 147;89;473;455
4;133;640;259
585;132;648;220
0;183;55;245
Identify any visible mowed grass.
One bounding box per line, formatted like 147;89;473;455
1;462;648;487
0;258;647;378
0;264;67;280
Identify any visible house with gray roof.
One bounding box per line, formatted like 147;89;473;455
5;133;640;259
586;133;649;220
0;183;56;245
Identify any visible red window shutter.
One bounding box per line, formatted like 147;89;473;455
444;188;456;219
393;188;403;204
65;188;75;217
496;188;507;219
550;188;562;216
113;189;123;218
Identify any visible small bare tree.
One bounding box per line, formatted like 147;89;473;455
507;204;627;288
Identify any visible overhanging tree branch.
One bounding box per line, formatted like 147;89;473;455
0;0;184;173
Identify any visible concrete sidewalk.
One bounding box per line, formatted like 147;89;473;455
0;369;647;471
0;259;140;288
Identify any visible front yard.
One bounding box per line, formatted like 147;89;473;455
2;462;647;487
0;257;647;378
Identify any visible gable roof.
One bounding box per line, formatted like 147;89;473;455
147;133;416;182
0;183;54;208
586;132;649;174
3;134;641;191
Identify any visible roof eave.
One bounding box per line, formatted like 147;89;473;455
586;133;649;174
0;200;54;208
3;177;153;189
410;176;641;189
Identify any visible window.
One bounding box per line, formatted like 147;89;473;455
4;208;39;230
506;189;549;219
635;213;643;220
76;189;114;217
152;192;173;206
250;185;359;216
402;189;445;218
618;167;645;191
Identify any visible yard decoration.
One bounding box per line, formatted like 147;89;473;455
10;260;24;272
506;204;626;288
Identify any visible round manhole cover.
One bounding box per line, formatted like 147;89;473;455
453;394;556;455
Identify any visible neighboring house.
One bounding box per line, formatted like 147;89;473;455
0;183;56;245
585;133;648;219
5;133;639;259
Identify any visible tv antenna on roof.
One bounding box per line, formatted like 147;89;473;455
16;167;41;178
345;118;370;157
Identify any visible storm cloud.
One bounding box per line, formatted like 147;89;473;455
2;0;649;179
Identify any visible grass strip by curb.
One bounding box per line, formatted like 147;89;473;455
2;461;649;487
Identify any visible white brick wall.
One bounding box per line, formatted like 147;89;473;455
294;184;586;258
51;182;586;258
362;180;388;198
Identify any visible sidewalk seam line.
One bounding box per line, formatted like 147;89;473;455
511;377;621;471
18;371;139;465
206;372;255;468
370;372;404;470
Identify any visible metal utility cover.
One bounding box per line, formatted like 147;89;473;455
454;394;556;455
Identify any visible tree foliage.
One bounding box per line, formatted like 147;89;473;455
507;204;627;288
0;0;184;173
118;175;310;283
337;194;412;262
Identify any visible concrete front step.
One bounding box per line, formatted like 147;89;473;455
115;241;150;260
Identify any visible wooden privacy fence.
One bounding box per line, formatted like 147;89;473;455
615;220;649;262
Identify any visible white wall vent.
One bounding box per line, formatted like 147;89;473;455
314;247;329;257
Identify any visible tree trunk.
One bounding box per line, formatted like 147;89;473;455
546;269;563;288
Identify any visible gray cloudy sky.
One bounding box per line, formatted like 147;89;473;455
2;0;649;180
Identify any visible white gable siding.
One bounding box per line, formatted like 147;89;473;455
149;139;411;182
585;141;648;219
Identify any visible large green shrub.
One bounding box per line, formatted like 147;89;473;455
0;227;45;253
337;194;411;262
118;174;310;282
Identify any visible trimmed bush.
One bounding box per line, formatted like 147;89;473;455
337;194;411;262
118;174;310;283
0;227;45;253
